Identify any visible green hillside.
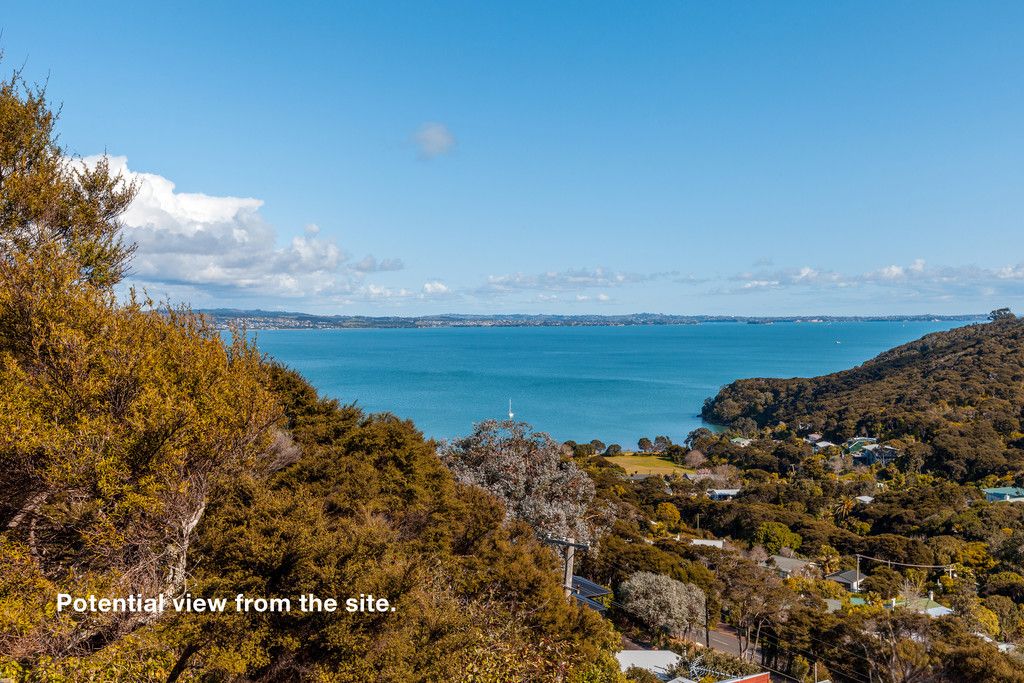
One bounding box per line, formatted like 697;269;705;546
703;317;1024;480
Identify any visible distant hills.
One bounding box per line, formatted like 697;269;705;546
199;308;984;329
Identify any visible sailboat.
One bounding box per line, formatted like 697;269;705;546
508;399;514;420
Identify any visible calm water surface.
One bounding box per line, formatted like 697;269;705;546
251;321;968;446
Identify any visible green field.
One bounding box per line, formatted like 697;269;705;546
604;453;691;475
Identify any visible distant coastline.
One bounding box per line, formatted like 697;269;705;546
200;308;985;330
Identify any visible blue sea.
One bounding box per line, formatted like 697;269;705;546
251;321;969;447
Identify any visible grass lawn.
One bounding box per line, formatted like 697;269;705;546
604;452;692;475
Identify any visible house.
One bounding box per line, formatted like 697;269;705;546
730;437;753;447
768;554;815;579
805;433;823;443
571;576;611;613
708;488;741;501
826;569;866;592
982;486;1024;502
891;592;954;618
690;539;725;549
906;597;954;618
615;650;680;679
854;444;900;466
812;440;837;452
844;437;878;454
855;495;875;505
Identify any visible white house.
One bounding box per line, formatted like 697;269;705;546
708;488;741;501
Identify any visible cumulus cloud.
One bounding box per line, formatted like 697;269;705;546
414;122;455;159
422;280;450;295
719;259;1024;300
84;156;402;302
352;255;405;273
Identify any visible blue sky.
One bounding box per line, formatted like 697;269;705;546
3;2;1023;315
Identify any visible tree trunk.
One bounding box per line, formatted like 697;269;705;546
165;643;200;683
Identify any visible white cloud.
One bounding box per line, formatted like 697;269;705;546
479;267;659;295
353;255;405;273
719;258;1024;301
83;156;402;302
422;280;450;295
414;122;455;159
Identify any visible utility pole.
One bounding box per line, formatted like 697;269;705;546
543;536;590;597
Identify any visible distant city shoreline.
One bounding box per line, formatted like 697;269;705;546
199;308;985;330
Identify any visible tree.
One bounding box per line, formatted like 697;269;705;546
440;420;600;542
753;522;802;555
862;566;904;600
638;437;653;453
685;428;715;450
619;571;706;638
656;502;681;528
816;544;841;575
989;307;1015;321
684;449;708;469
0;71;280;659
665;443;687;464
624;666;662;683
605;443;623;456
654;435;672;452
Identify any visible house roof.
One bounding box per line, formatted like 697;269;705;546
855;495;875;504
983;486;1024;497
572;576;611;599
615;650;680;675
770;555;811;573
708;488;741;496
573;594;608;612
901;597;954;617
827;569;865;584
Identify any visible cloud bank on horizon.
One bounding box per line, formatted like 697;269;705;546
101;155;1024;316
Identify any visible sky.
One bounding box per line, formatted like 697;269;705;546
3;2;1023;315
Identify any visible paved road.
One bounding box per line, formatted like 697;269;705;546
708;628;744;656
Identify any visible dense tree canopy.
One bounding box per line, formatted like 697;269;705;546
703;317;1024;480
0;69;622;682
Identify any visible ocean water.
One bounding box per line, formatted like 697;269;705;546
251;321;969;447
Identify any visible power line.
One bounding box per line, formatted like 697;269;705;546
590;557;878;682
855;553;954;571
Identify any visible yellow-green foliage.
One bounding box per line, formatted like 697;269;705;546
0;69;622;681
